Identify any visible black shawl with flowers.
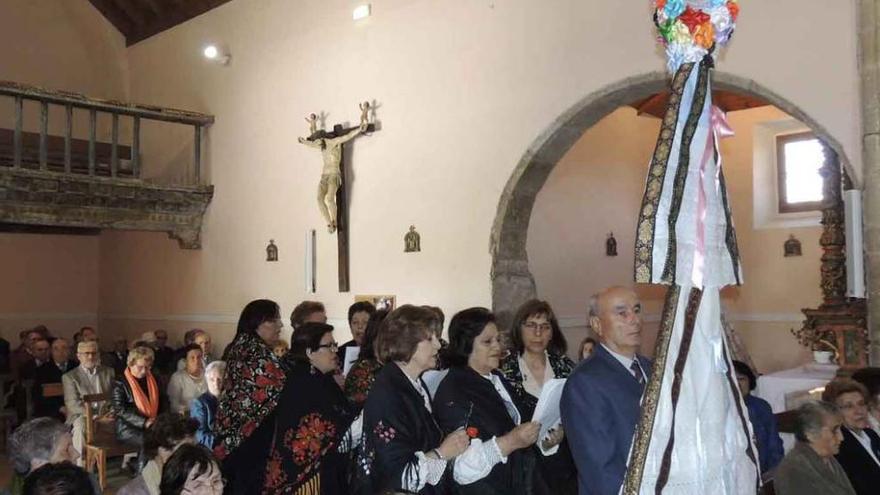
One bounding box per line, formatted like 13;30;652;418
263;360;355;494
214;332;287;460
353;363;450;495
498;352;574;420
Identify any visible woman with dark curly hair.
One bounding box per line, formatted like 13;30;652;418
262;322;357;494
498;299;576;494
433;307;547;495
159;444;224;495
214;299;286;495
117;413;198;495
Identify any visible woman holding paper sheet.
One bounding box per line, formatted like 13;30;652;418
433;307;549;495
499;299;577;494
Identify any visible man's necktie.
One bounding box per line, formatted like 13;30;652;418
631;359;645;386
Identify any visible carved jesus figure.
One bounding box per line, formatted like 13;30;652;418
298;123;368;233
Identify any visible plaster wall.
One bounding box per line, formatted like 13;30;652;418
529;106;819;373
0;0;126;343
95;0;859;351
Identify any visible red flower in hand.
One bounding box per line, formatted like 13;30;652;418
466;427;479;439
678;6;709;34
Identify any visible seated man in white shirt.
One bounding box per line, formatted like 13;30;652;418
167;344;208;415
62;340;115;457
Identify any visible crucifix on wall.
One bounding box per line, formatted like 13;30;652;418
298;103;376;292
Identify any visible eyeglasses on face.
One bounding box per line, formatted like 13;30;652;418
316;342;338;351
522;321;552;333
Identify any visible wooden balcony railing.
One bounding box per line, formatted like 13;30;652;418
0;80;214;184
0;81;215;248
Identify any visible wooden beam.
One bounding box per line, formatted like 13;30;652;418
127;0;234;46
635;92;669;118
109;0;147;28
0;224;101;236
140;0;164;17
87;0;136;37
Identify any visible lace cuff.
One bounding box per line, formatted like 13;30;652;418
401;451;447;491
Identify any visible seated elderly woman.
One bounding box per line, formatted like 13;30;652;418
775;401;855;495
111;346;166;450
262;322;357;494
355;305;470;495
159;444;224;495
822;378;880;495
167;344;207;415
851;367;880;433
732;360;783;475
433;307;545;494
7;417;80;495
191;360;225;449
117;413;198;495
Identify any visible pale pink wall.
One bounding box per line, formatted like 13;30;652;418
528;106;820;373
0;0;127;343
0;234;99;341
88;0;859;353
0;1;857;352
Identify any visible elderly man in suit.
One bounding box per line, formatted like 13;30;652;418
561;286;650;495
62;340;115;456
33;338;77;420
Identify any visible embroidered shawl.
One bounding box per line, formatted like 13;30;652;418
263;361;355;494
499;351;574;420
214;332;287;460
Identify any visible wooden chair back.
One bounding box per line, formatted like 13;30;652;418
42;382;64;398
82;391;138;490
82;392;111;443
775;410;798;434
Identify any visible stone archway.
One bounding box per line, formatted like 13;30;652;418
489;70;855;327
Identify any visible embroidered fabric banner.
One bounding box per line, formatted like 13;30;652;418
625;2;760;494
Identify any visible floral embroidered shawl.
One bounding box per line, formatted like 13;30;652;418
263;360;355;494
498;351;574;421
214;332;287;460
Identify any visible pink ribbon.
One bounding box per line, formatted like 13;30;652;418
692;105;734;287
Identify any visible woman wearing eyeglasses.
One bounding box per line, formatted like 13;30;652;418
214;299;286;495
499;299;577;495
263;322;358;494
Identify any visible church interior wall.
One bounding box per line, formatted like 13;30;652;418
0;0;861;357
0;0;127;343
529;106;819;373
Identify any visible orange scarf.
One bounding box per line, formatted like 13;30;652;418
124;367;159;419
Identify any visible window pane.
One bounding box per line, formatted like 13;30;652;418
784;138;824;203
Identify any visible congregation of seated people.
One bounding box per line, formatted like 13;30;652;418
2;292;880;495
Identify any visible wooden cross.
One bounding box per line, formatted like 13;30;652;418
318;122;376;292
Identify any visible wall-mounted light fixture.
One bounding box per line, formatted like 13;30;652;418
353;4;371;21
202;44;230;65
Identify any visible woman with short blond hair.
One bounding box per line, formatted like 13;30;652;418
111;345;165;452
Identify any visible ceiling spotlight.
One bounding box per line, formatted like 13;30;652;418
353;4;371;21
202;44;230;65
